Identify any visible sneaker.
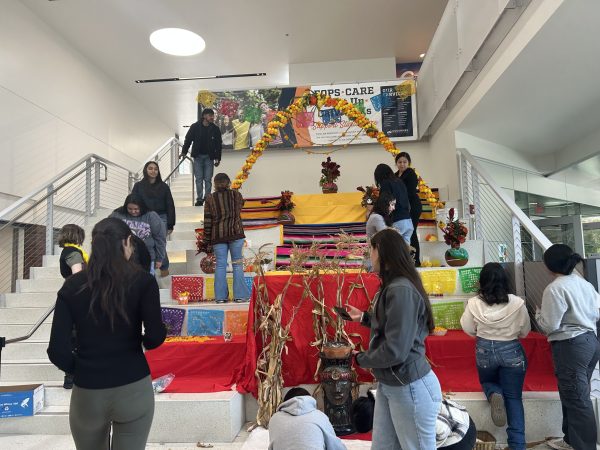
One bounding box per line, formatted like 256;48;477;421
489;392;507;427
63;374;74;389
233;298;249;303
547;439;573;450
215;299;228;304
195;200;204;207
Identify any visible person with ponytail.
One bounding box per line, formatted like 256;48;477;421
460;263;530;450
345;228;441;449
536;244;600;450
47;218;166;450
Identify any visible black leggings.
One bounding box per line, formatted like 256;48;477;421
440;417;476;450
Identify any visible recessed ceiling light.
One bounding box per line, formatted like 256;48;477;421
419;53;426;58
150;28;205;56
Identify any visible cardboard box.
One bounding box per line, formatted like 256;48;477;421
0;384;44;418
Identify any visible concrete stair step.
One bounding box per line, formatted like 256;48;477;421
42;255;60;268
30;266;62;279
16;278;64;293
167;240;197;252
176;212;203;223
0;307;52;324
2;292;57;308
2;323;52;340
0;391;244;443
172;222;200;232
0;360;64;382
1;341;51;360
170;230;197;241
175;205;204;214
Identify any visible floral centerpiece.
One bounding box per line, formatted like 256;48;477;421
356;185;380;207
277;190;296;225
195;229;216;273
320;157;341;194
438;208;469;266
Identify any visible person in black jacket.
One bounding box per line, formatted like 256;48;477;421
346;228;441;449
374;164;413;244
395;152;423;266
47;217;166;450
132;161;175;276
181;108;223;206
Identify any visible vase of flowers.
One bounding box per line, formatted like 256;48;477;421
438;208;469;267
320;157;341;194
277;190;296;225
195;228;216;273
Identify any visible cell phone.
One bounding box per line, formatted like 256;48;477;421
333;306;353;321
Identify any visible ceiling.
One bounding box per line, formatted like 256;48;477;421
457;0;600;158
22;0;448;134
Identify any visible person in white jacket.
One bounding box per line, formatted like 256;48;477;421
460;263;530;450
268;388;346;450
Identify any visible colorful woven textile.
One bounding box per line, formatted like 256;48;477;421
240;196;280;221
282;222;367;245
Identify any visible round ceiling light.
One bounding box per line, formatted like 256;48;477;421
149;28;206;56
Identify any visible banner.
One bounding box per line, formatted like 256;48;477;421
196;80;417;151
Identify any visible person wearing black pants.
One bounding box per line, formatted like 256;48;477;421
395;152;422;266
537;244;600;450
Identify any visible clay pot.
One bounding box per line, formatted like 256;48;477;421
322;182;338;194
277;211;295;225
444;245;469;267
200;254;216;274
321;342;352;359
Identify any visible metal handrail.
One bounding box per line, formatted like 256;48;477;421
164;155;193;183
0;153;134;223
137;137;180;172
4;304;55;345
457;148;553;251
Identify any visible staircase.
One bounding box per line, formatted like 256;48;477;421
0;174;246;443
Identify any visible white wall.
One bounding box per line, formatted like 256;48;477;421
0;1;172;199
289;58;396;86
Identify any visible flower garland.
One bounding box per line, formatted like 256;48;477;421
231;90;442;210
414;169;445;209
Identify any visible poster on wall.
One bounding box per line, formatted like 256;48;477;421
195;80;418;151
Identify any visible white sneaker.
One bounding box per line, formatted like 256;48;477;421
547;438;574;450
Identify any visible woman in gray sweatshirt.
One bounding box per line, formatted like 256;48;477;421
109;194;166;275
366;191;395;241
536;244;600;450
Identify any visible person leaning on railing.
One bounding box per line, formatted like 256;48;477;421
47;217;166;450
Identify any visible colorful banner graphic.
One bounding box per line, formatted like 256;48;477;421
196;81;417;151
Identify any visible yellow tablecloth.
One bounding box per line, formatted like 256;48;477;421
292;192;365;224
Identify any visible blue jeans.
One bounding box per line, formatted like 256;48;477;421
372;370;441;450
393;218;414;245
213;239;250;301
193;154;213;202
158;214;170;270
551;331;600;450
476;338;527;450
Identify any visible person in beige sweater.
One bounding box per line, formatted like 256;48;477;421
460;263;530;450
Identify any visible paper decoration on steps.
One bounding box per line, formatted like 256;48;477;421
171;276;204;301
161;307;186;336
224;310;249;335
458;267;483;293
203;277;234;300
431;301;465;330
419;269;457;295
187;309;224;336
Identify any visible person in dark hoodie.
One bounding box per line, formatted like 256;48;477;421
109;194;166;275
460;263;530;450
131;161;175;276
346;228;441;449
268;387;346;450
181;108;223;206
373;164;413;245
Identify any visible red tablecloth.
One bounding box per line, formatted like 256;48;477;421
234;273;557;396
145;336;246;393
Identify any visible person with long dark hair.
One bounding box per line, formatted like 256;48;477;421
110;194;166;275
131;161;175;276
366;191;395;241
536;244;600;450
47;218;166;450
203;173;250;303
395;152;423;266
460;263;530;450
346;228;441;449
373;164;413;244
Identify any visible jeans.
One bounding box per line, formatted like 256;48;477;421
213;239;250;301
193;154;213;202
393;218;414;245
551;331;600;450
372;370;442;450
158;214;170;270
476;338;527;450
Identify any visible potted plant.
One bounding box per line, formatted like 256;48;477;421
320;157;341;194
195;228;216;273
277;190;296;225
438;208;469;266
357;185;380;214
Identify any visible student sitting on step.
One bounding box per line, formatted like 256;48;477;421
268;387;346;450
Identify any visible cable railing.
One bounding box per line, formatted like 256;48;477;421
457;148;554;315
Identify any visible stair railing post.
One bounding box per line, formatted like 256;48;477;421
94;159;101;215
85;159;92;217
46;185;54;256
512;215;525;296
